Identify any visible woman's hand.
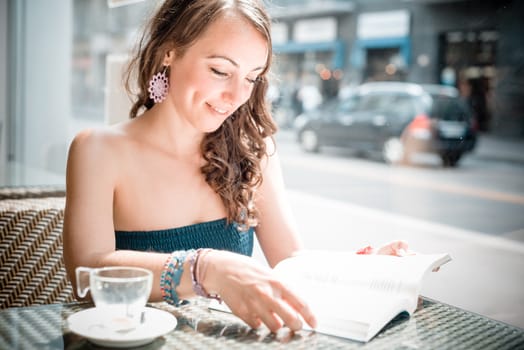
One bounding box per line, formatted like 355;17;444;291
356;241;440;271
356;240;415;256
199;250;317;333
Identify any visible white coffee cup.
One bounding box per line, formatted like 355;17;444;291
76;266;153;331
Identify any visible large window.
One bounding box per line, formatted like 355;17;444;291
72;0;155;121
2;0;523;333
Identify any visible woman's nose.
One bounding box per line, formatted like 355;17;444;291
222;79;250;106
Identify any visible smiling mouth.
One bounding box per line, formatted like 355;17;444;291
207;102;230;115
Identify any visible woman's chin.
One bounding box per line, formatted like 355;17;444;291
200;117;230;133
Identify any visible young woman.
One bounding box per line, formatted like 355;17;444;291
63;0;408;333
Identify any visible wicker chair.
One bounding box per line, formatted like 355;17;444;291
0;185;66;200
0;197;75;308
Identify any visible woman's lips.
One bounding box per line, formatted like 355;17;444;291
206;102;230;115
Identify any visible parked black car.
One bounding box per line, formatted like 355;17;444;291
294;82;477;167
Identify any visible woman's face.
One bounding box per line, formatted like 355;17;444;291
167;12;268;133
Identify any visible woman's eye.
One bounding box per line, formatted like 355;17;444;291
211;68;228;77
211;67;258;85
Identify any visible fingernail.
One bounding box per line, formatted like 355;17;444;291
357;245;373;254
295;318;303;330
310;316;318;329
397;248;406;256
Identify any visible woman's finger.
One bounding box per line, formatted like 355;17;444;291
229;303;262;330
246;315;262;330
394;240;416;256
279;284;317;329
356;245;375;254
253;281;310;332
377;240;412;256
253;292;284;332
268;296;303;331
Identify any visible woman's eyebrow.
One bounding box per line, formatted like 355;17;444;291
206;54;265;72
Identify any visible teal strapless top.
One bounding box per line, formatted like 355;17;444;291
114;218;253;256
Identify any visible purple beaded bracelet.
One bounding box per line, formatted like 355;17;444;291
189;249;222;302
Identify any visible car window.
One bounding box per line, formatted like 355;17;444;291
389;95;419;120
355;93;396;111
430;95;471;122
338;95;359;113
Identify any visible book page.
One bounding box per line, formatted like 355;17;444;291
273;251;451;341
274;251;450;305
300;288;411;341
210;251;451;342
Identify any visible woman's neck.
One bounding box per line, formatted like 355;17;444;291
134;105;204;161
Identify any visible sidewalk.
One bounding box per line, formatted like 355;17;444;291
472;134;524;164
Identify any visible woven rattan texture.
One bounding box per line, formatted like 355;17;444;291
0;186;65;200
1;299;523;349
0;197;74;308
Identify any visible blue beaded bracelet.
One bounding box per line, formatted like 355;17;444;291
160;250;194;306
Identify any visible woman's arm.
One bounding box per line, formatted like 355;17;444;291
62;129;175;301
63;129;116;292
254;142;304;267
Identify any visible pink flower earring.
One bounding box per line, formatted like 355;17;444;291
148;66;169;104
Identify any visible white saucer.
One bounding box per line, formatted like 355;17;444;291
67;307;177;348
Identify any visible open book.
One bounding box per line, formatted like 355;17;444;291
209;251;451;342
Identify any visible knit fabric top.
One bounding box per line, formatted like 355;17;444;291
114;218;254;256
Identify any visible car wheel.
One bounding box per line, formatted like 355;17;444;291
382;137;404;164
441;152;462;167
299;129;320;153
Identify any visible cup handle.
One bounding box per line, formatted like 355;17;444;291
75;266;92;298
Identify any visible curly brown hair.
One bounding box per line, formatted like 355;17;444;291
125;0;277;230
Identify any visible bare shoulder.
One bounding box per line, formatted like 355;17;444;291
70;123;135;157
69;127;126;155
66;126;131;182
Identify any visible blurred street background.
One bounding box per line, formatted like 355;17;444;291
1;0;523;331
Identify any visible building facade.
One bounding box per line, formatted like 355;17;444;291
268;0;524;136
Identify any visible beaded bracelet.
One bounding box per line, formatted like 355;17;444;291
189;248;222;302
160;250;194;306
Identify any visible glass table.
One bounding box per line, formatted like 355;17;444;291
1;297;523;349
